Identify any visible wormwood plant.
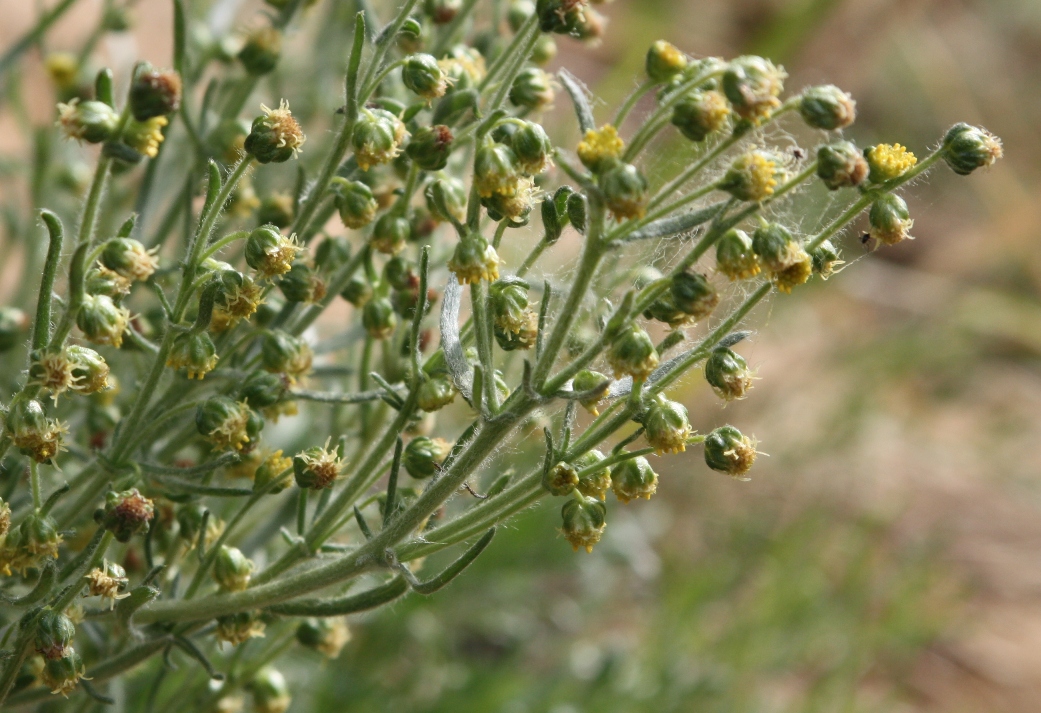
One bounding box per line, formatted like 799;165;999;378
0;0;1002;709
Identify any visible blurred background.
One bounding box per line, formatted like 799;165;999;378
3;0;1041;711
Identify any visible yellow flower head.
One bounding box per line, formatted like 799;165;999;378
45;52;78;89
865;143;917;182
774;250;813;294
259;99;306;157
719;150;787;203
577;124;624;172
125;116;169;158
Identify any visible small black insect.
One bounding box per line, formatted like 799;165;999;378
791;147;806;160
860;232;872;245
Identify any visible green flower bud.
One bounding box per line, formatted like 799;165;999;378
602;162;649;221
314;236;351;273
370;214;410;255
166;330;219;380
293;442;343;490
418;375;457;412
448;233;500;284
722;55;786;121
0;511;62;574
531;34;558;65
643;294;688;328
296;617;350;658
509;120;553;175
405;124;454;171
57;99;120;143
573;369;610;416
671;271;719;321
352;108;408;171
35;610;76;660
510;67;556;111
99;488;155;543
85;265;131;297
278;262;326;303
481;177;536;221
611;456;658;503
703;425;757;479
543;461;579;496
606;323;659;381
245;224;301;280
384;256;419;292
176;502;223;547
942;123;1003;175
256;192;295;228
507;0;535;29
397;17;426;54
362;297;398;339
474;142;521;197
868;193;913;246
570;5;605;42
64;345;109;395
196;396;262;452
41;649;86;696
715;228;760;281
575;449;611;501
403;54;449;100
864;143;917;183
811;239;844;279
425;176;467;222
0;306;28;352
643;394;692;454
560;496;606;553
77;293;130;347
488;280;530;334
403;436;450;479
646;40;687;83
536;0;590;35
799;85;856;130
261;330;313;383
340;276;373;307
719;149;788;203
494;311;538;351
671;90;731;142
251;667;291;713
751;223;802;273
129;65;182;120
816;141;868;190
212;268;264;325
214;545;254;592
244;100;305;163
5;398;65;463
705;347;754;401
85;560;129;607
100;238;158;282
425;0;462;23
216;611;266;646
239;26;282;75
332;178;379;229
254;450;293;494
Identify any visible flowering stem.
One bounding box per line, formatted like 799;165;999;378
199;230;250;262
614;81;655;127
623;69;724;163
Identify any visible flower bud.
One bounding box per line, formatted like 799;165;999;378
481;177;537;221
703;425;757;479
751;223;802;273
124;116;169;158
35;610;76;660
722;56;786;121
293;442;343;490
45;52;79;92
166;330;218;379
340;276;373;307
425;0;462;23
942;123;1003;175
254;450;293;494
488;280;530;333
99;488;155;542
251;667;291;713
261;330;313;383
403;54;449;100
811;239;844;279
5;398;65;463
245;100;305;163
611;456;658;503
602;162;649;220
570;5;605;42
643;394;692;454
403;436;449;479
642;294;688;328
868;193;913;246
362;297;398;340
416;375;455;412
85;560;129;608
85;265;131;298
196;396;262;452
239;26;282;75
130;65;182;120
646;40;687;83
799;85;856;131
575;449;611;501
671;271;719;321
719;149;788;202
405;124;454;171
560;496;606;553
532;34;558;65
352;108;408;171
774;251;812;293
0;511;61;574
212;269;264;325
448;233;500;284
100;238;159;282
237;372;286;411
57;99;119;143
332;178;379;229
864;143;916;183
607;323;658;381
257;192;294;228
425;176;467;222
509;121;553;175
705;347;753;401
510;67;556;111
715;228;760;281
245;225;301;280
296;617;350;659
214;545;254;592
536;0;590;35
31;346;109;400
41;649;86;696
216;611;266;646
208;118;250;164
474;142;521;197
176;503;223;547
576;124;624;173
573;369;610;416
494;310;538;351
543;461;578;496
369;214;410;256
278;262;326;304
0;306;28;352
816;141;868;190
671;90;731;142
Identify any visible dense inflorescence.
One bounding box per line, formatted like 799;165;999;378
0;0;1000;708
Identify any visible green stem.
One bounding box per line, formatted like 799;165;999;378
32;211;64;352
613;80;655;127
29;461;41;511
